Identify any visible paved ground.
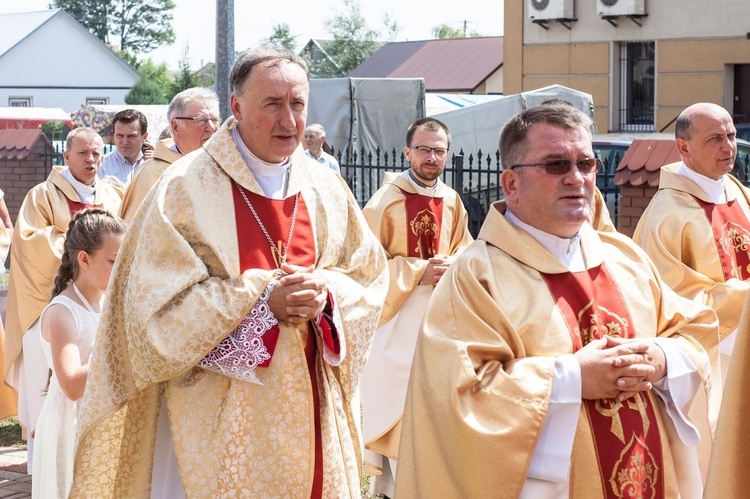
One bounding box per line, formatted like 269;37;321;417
0;446;29;498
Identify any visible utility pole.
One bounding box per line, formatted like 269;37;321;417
216;0;234;121
463;20;467;38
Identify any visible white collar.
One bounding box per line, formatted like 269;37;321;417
505;208;585;271
400;169;438;196
61;168;96;204
677;162;727;203
232;127;290;199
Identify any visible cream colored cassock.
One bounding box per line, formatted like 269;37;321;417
70;121;388;498
360;171;472;494
119;138;183;223
704;291;750;496
634;162;750;479
396;202;719;499
1;166;121;466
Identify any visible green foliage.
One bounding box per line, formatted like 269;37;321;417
309;0;382;78
0;417;23;448
431;22;483;39
51;0;176;54
263;23;298;51
136;58;174;93
169;44;201;99
125;76;168;104
41;121;69;142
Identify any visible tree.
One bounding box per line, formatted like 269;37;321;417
125;77;168;104
431;22;483;39
311;0;382;78
51;0;176;55
262;23;297;51
169;44;201;99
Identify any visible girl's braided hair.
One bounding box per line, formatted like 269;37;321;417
50;209;126;298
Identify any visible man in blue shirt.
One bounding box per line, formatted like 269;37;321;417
303;123;340;174
98;109;152;187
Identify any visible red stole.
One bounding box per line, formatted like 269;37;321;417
231;183;323;499
694;197;750;281
541;265;664;499
65;198;101;216
399;188;443;258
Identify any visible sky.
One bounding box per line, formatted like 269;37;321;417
1;0;504;70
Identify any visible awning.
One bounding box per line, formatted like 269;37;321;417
0;107;74;130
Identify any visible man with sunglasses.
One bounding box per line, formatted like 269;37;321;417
396;104;717;498
634;102;749;481
361;117;473;498
119;87;220;221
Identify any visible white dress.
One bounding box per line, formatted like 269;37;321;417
32;288;99;499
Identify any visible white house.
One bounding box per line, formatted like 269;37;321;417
0;9;139;112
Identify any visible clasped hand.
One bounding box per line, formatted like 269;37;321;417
268;263;327;324
575;336;667;402
420;255;455;286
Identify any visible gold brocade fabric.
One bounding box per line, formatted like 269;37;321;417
70;120;388;498
705;292;750;497
362;172;472;326
2;166;122;386
395;201;719;499
634;162;750;338
591;187;616;232
119;138;183;222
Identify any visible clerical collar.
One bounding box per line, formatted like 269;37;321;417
677;162;726;203
403;169;438;196
504;208;585;271
231;126;291;200
169;142;182;154
61;168;96;205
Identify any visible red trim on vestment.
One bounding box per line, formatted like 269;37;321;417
398;188;443;258
65;198;100;217
694;197;750;281
231;184;324;498
541;265;665;499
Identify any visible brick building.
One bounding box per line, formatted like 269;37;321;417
0;129;53;226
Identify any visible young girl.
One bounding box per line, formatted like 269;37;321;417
32;208;126;499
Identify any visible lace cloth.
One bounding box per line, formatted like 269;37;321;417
199;281;278;385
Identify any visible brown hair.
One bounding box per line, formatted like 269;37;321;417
406;117;451;149
51;209;126;298
230;46;309;96
112;109;148;135
499;104;593;169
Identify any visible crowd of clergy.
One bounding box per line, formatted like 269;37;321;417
0;45;747;498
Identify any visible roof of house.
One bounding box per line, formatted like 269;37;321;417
0;129;50;160
0;9;138;78
349;36;503;93
614;139;682;187
0;9;57;58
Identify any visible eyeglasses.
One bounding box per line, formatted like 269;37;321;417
409;145;449;158
174;116;221;127
510;158;601;175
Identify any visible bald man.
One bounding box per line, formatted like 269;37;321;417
634;102;749;480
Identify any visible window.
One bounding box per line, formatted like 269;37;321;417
86;98;109;105
619;41;655;132
8;97;31;107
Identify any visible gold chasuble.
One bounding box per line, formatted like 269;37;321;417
119;139;183;222
541;267;664;498
70;120;388;498
3;166;122;389
634;163;750;339
395;202;718;499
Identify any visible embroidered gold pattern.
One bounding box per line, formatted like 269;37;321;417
720;221;750;279
409;209;439;257
610;434;659;499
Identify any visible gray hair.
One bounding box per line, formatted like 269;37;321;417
499;105;593;169
230;46;309;96
305;124;326;137
168;87;219;130
65;127;101;151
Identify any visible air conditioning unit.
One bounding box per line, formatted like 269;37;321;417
528;0;575;21
597;0;646;16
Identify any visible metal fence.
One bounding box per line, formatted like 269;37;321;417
332;146;503;237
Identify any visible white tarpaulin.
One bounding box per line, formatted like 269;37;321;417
433;85;596;164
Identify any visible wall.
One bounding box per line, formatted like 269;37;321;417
0;144;50;226
617;185;658;237
505;0;750;132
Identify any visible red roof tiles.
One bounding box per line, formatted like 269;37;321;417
0;129;49;160
614;139;682;187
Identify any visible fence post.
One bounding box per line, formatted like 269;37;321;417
454;154;464;194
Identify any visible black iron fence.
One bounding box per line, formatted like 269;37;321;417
332;146;503;237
